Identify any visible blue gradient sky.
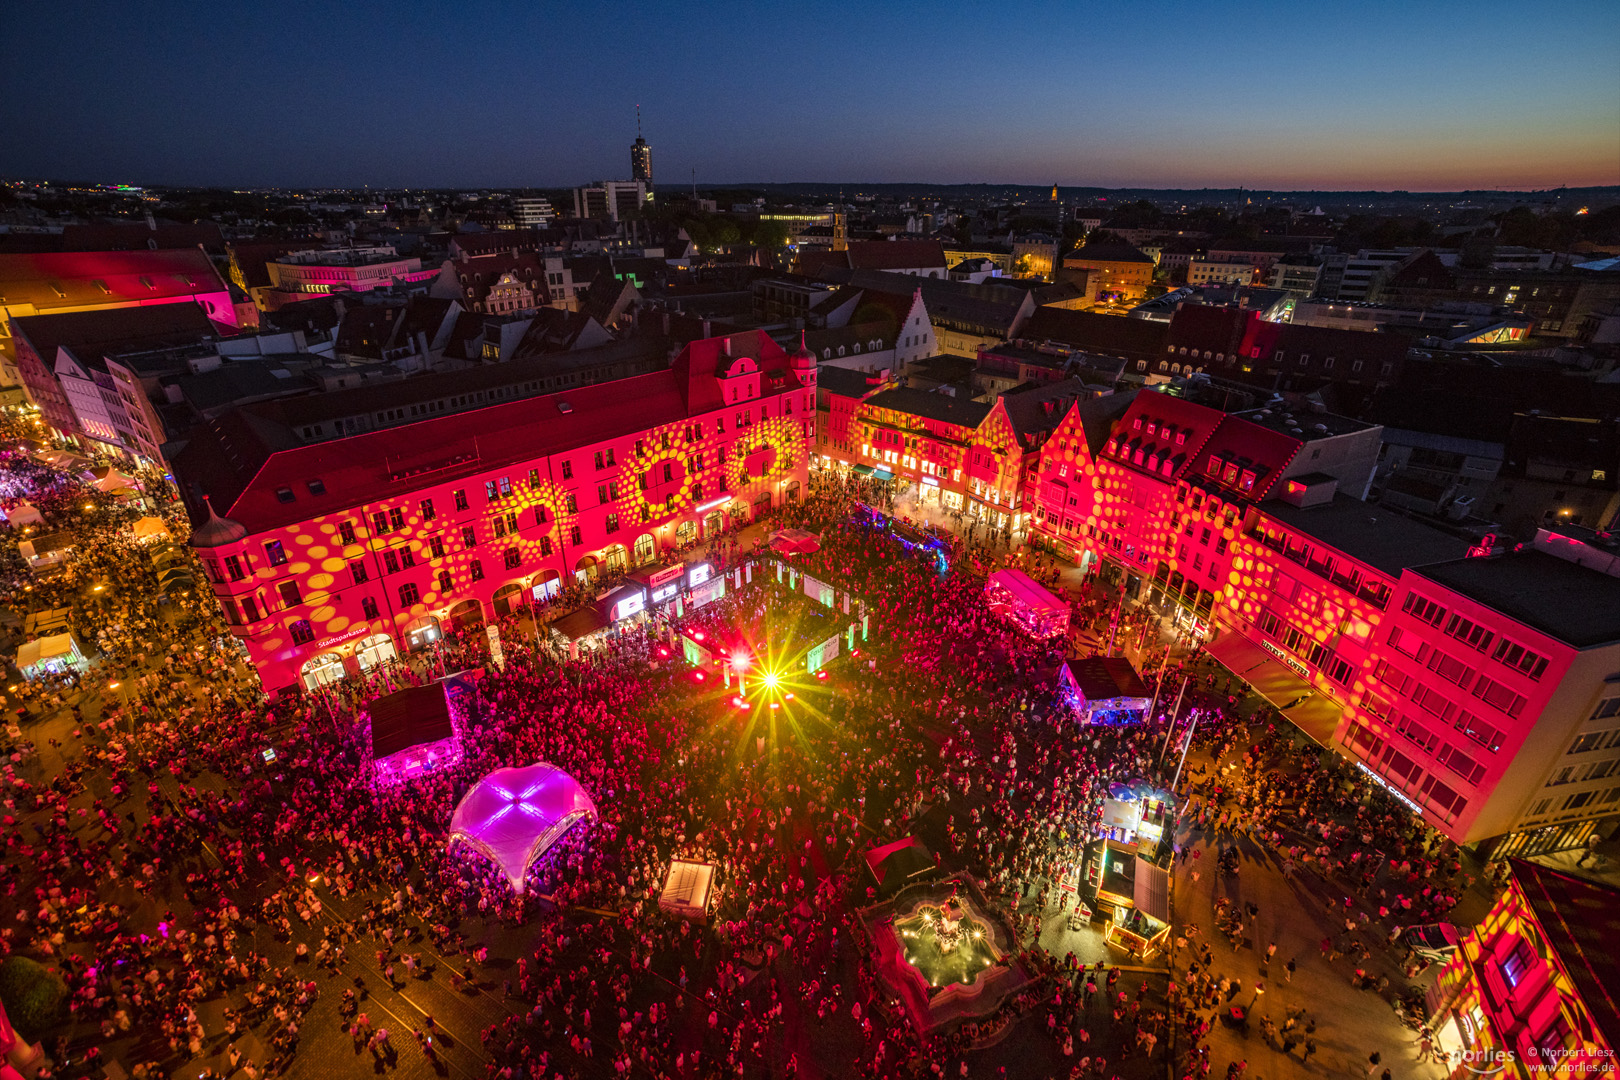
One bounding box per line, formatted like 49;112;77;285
3;0;1616;190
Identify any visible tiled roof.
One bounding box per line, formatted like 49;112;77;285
844;240;946;271
11;303;221;368
0;249;229;309
1067;241;1154;265
860;387;991;429
1022;307;1170;364
60;222;225;254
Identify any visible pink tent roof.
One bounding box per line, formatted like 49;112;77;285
986;568;1066;614
447;763;597;893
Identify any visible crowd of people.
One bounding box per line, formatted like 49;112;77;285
0;448;1475;1080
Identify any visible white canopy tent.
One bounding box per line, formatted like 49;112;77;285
658;859;718;920
85;465;137;493
447;763;598;893
5;503;43;528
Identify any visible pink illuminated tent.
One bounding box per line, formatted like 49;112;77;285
447;763;598;893
768;528;821;556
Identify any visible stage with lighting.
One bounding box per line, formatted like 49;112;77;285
446;762;597;895
860;875;1031;1038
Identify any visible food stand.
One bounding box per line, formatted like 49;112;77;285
658;859;719;920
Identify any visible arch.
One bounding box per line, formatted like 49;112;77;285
632;532;656;565
449;598;485;630
675;520;697;545
601;544;628;573
492;582;525;618
301;652;345;691
403;614;442;652
703;511;723;536
574;554;599;583
530;568;562;603
354;633;396;671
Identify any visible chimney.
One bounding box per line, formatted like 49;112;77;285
722;336;732;357
701;319;711;339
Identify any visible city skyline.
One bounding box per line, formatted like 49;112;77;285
3;0;1616;191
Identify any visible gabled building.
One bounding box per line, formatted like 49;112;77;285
178;330;817;693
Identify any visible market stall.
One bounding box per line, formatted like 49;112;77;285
130;516;170;542
985;569;1069;638
15;633;84;678
5;502;43;529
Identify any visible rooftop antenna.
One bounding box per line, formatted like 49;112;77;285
636;104;642;136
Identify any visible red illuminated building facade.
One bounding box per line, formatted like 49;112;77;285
1427;859;1619;1077
177;331;815;693
817;367;1114;533
1031;385;1620;853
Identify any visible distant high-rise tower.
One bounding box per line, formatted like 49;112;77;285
631;106;652;194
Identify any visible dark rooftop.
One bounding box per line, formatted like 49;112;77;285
1413;550;1620;649
861;386;992;428
1233;404;1375;439
1262;495;1471;577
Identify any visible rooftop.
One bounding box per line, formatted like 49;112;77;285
1233;404;1375;440
861;386;992;429
1413;550;1620;649
1262;495;1471;577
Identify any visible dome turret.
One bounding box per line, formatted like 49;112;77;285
188;496;247;548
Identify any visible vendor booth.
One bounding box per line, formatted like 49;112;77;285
15;633;84;678
630;562;686;607
1060;657;1152;724
658;859;719;920
1085;839;1171;958
84;465;136;493
5;502;43;529
130;516;169;542
1097;783;1173;848
985;569;1069;638
17;531;73;572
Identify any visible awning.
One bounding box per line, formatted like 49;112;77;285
1205;632;1314;710
130;516;168;540
1133;858;1170;924
16;633;78;672
871;468;895;481
1283;695;1345;749
852;464;875;477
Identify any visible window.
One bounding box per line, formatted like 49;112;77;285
429;536;445;559
1569;731;1606;754
361;596;380;620
561;460;573;479
390;508;405;531
1402;592;1446;626
1396;714;1439;754
1388;625;1426;662
504;547;522;570
1498;939;1537;989
454;489;469;511
338;521;357;545
225;555;247;581
539;535;554;557
350;561;369;585
289;619;314;645
1473;675;1528;718
485;480;499;501
569;525;582;545
275;487;295;504
606;512;620;533
1418;775;1467;820
399;582;420;606
1444;613;1493;652
594;450;606;470
499;476;512;496
1493;639;1549;681
1438;744;1486;785
1426;650;1475;690
1410;684;1454;720
469;559;484;582
384;551;400;574
372;511;392;535
419;498;435;521
277;581;302;608
461;526;477;549
566;494;578;514
1454;710;1505;753
597;484;610;504
399;547;415;568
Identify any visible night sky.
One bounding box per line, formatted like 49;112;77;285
4;0;1617;191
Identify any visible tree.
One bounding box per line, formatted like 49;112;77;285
0;956;66;1041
